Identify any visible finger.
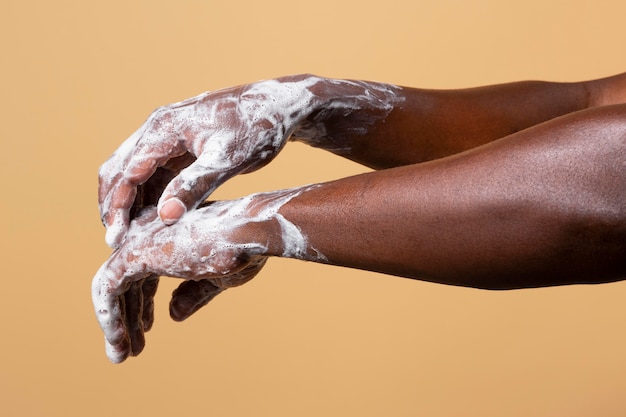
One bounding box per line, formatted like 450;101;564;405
136;154;196;210
92;250;149;363
212;257;267;288
141;275;160;332
105;337;130;365
169;258;267;322
99;131;186;248
122;281;146;357
121;121;190;186
92;262;131;363
102;182;135;248
169;280;224;322
98;127;149;246
157;159;233;224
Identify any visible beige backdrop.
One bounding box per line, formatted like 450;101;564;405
2;1;626;416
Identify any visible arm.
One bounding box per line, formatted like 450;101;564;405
93;104;626;362
98;74;402;247
293;72;626;168
280;104;626;289
99;73;626;246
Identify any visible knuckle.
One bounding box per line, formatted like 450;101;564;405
147;105;176;131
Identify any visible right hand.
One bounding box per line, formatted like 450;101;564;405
98;74;327;248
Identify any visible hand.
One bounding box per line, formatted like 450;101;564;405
98;74;403;248
92;203;269;363
99;74;331;248
93;185;324;363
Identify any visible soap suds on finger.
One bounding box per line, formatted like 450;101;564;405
98;75;403;247
93;184;325;362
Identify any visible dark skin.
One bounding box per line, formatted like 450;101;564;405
94;73;626;362
303;79;594;168
279;104;626;289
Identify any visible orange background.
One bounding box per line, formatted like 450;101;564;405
2;1;626;416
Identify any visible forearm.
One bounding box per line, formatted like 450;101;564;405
269;105;626;289
293;73;625;169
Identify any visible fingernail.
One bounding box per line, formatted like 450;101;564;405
159;198;187;224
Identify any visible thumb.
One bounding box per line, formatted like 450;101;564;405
157;159;234;224
169;280;224;322
169;258;268;321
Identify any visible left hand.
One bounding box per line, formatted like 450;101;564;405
92;205;268;363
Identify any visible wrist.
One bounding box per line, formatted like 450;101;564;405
291;76;404;150
243;186;327;262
